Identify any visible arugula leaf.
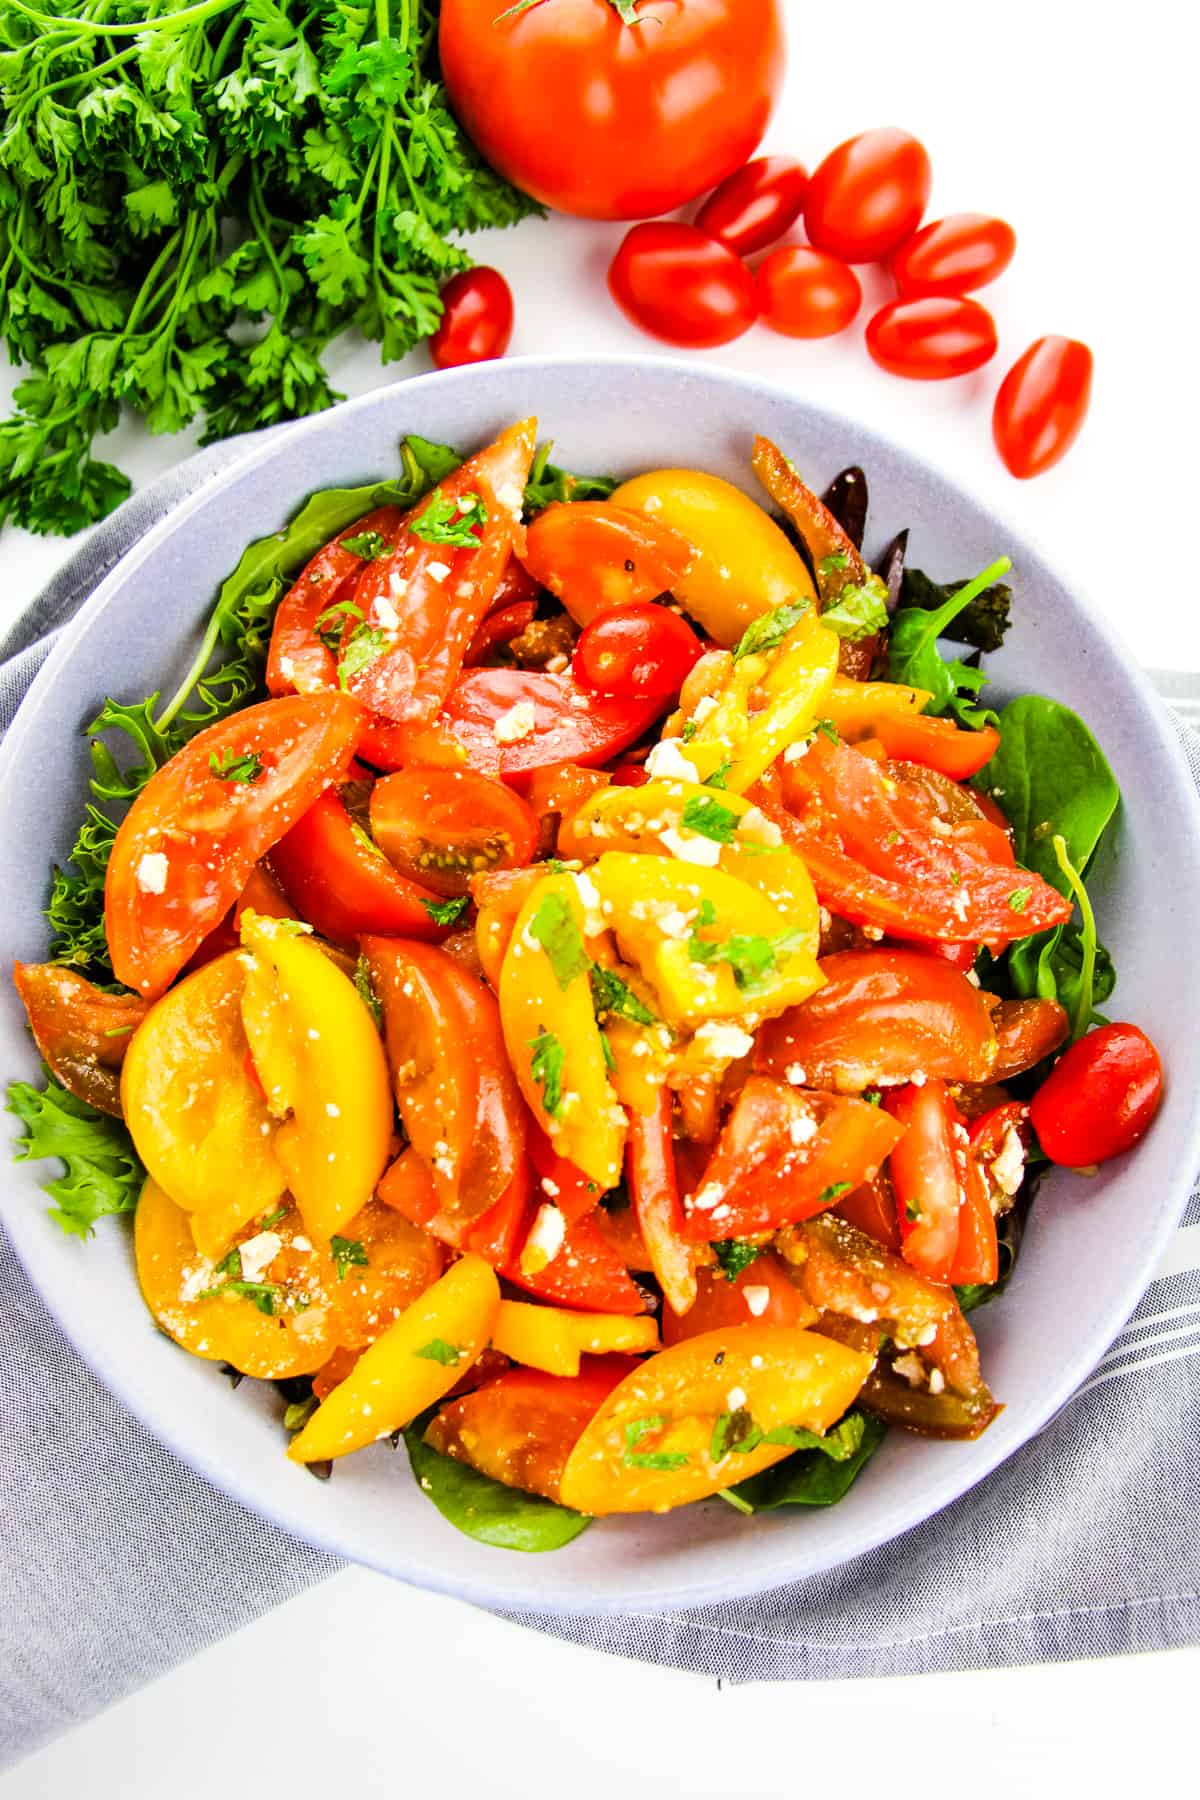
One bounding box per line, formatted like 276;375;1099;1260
7;1074;143;1239
522;442;616;516
820;577;889;641
410;488;488;548
712;1239;765;1282
529;1030;565;1115
732;600;811;663
405;1422;591;1551
529;892;589;990
590;965;656;1027
421;895;470;926
887;556;1011;728
719;1411;886;1512
330;1236;369;1281
679;794;740;844
901;567;1013;653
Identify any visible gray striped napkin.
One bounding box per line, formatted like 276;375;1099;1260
3;443;1199;1770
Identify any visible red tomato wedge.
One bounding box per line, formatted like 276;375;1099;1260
270;788;445;948
463;598;537;666
13;963;147;1117
346;420;537;727
105;693;361;998
884;1079;963;1281
682;1075;905;1242
265;504;406;699
527;1120;602;1228
626;1091;697;1318
834;1172;901;1251
362;937;525;1220
521;502;695;628
425;1359;638;1505
871;714;1000;779
369;767;538;899
662;1253;814;1346
766;735;1072;945
948;1153;1000;1287
756;949;998;1090
407;667;667;786
505;1209;647;1316
378;1146;531;1270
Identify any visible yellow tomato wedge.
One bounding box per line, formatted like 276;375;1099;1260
135;1179;339;1379
822;674;933;739
490;1299;660;1378
288;1252;500;1463
559;1325;872;1515
121;951;285;1243
609;469;815;646
498;871;625;1188
238;912;393;1243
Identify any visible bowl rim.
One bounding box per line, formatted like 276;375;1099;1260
5;350;1200;1616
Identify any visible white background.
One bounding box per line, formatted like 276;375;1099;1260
4;3;1198;1792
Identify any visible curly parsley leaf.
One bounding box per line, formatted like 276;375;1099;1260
7;1075;143;1239
410;488;488;548
712;1239;765;1282
330;1236;369;1281
421;895;471;926
679;794;740;844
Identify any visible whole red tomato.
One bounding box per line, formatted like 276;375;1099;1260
993;336;1094;479
804;128;932;263
573;603;704;699
608;221;758;347
892;213;1017;297
866;296;998;380
438;0;785;220
429;267;514;369
1029;1023;1163;1166
756;246;861;338
695;156;807;256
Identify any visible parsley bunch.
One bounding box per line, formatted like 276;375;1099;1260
0;0;540;536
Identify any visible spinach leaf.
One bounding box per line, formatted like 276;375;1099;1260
719;1410;886;1513
887;556;1011;728
404;1426;591;1553
900;567;1013;653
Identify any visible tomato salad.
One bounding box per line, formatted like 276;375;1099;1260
9;423;1163;1546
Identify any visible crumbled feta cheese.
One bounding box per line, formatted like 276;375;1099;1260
179;1259;216;1303
990;1124;1026;1197
426;561;451;583
278;655;297;684
659;824;723;867
692;1021;755;1064
909;1071;927;1088
237;1231;282;1283
785;1063;807;1086
495;481;525;516
545;653;569;674
644;738;701;784
862;925;884;941
689;1181;725;1213
692;695;718;724
915;1322;938;1347
788;1112;819;1147
725;1386;748;1411
520;1202;566;1275
373;595;400;632
965;969;981;987
928;1368;946;1395
893;1352;926;1388
136;852;168;894
743;1285;770;1318
783;737;812;763
740;806;782;847
388;573;408;601
571;871;605;936
292;1236;312;1254
540;1176;560;1198
492;700;537;744
325;1102;341;1118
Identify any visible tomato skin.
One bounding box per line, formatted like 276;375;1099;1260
369;767;538;898
993;336;1094;479
504;1208;647;1316
1029;1023;1164;1166
521;502;694;629
872;714;999;780
892;213;1016;297
13;963;147;1117
429;267;514;370
756;949;998;1090
866;296;998;380
804;128;932;263
695;156;808;255
662;1252;814;1345
627;1089;697;1318
438;0;785;221
270;789;445;948
834;1171;901;1251
527;1120;601;1228
990;997;1069;1080
105;694;361;999
608;222;758;349
573;604;704;700
463;598;537;667
885;1079;963;1282
378;1146;532;1270
756;246;862;339
947;1152;999;1287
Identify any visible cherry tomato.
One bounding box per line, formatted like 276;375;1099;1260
1029;1023;1163;1166
695;155;807;255
410;666;667;785
429;267;514;369
573;604;703;701
892;213;1016;297
627;1089;697;1318
521;502;694;628
871;713;1000;779
270;788;445;948
682;1074;905;1241
13;963;147;1117
990;997;1070;1081
866;296;998;380
804;128;932;263
524;761;610;829
993;336;1094;479
438;0;785;221
885;1079;963;1282
368;767;538;899
756;245;862;339
756;949;998;1091
608;222;758;349
662;1253;814;1345
105;694;360;999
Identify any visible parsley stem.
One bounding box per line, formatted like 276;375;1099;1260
7;0;240;35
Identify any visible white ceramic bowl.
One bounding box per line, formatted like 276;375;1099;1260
4;354;1200;1614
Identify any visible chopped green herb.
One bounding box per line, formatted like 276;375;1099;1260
863;1089;883;1107
199;1278;281;1316
712;1239;765;1282
733;600;811;662
258;1205;289;1231
529;1030;565;1116
820;552;850;574
354;955;383;1029
411;488;488;548
414;1338;464;1366
529;893;589;990
337;621;389;690
680;721;699;743
689;927;807;994
905;1198;922;1222
820;578;889;641
817;1182;852;1206
600;1031;617;1073
314;600;364;654
208;748;263;784
102;1025;134;1039
624;1450;691;1472
590;965;656;1027
340;530;392;561
350;820;386;859
330;1236;369;1282
422;895;471;926
680;794;740;844
813;718;840;745
704;761;734;791
709;1407;762;1462
623;1416;666;1449
696;898;718;929
1007;887;1033;914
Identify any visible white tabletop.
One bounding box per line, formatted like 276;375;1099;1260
4;4;1196;1790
